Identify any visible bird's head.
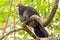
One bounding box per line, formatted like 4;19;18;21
17;4;24;8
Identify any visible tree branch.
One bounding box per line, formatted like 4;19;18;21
0;28;24;40
43;0;59;27
2;0;13;37
30;15;43;27
22;22;37;39
30;0;59;27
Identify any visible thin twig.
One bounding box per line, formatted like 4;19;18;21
14;0;16;40
2;0;13;37
0;28;24;40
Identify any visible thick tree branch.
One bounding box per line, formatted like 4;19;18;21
22;22;37;39
30;0;59;27
0;21;37;40
30;15;43;27
43;0;59;27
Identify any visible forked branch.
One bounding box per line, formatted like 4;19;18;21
43;0;59;27
30;0;59;27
